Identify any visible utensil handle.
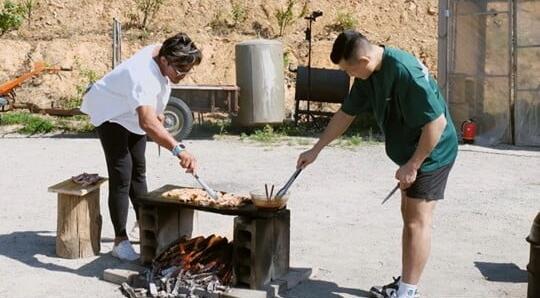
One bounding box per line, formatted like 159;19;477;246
276;168;302;197
381;184;400;205
193;174;219;200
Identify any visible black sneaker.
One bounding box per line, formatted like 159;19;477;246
369;276;400;298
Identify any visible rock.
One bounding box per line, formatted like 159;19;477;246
428;7;437;15
400;11;409;23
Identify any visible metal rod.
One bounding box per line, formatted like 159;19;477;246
112;18;116;69
516;88;540;92
516;44;540;49
265;184;269;200
112;18;122;69
448;73;510;78
306;18;312;120
118;19;122;64
510;0;517;145
455;10;509;16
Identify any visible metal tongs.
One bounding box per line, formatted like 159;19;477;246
275;168;303;199
192;173;219;200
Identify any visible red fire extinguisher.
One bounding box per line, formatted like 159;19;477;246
461;119;477;144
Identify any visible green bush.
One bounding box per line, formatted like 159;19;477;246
20;117;54;134
209;2;249;35
283;50;290;67
0;1;23;35
1;112;54;134
135;0;164;30
274;1;294;37
231;0;247;25
209;9;231;35
18;0;36;23
63;66;100;109
241;125;284;143
329;11;358;32
274;0;307;37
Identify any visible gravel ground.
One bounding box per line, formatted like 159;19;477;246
0;136;538;298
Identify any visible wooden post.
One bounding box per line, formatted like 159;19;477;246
48;177;107;259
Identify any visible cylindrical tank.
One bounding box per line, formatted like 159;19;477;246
527;212;540;298
234;39;285;127
294;66;350;103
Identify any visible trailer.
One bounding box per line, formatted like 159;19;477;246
165;84;239;140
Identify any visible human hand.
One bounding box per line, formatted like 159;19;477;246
297;148;320;169
395;162;418;190
177;151;197;173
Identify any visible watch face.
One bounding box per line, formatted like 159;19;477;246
179;144;186;149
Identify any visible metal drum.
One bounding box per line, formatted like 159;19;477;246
234;39;285;127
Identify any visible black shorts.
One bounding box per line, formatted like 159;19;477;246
406;162;454;201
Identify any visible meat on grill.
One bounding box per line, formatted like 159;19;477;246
162;188;250;208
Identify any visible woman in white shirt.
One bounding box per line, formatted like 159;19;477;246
81;33;201;260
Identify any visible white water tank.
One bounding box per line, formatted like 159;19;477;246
234;39;285;127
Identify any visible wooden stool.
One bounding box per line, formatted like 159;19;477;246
48;177;107;259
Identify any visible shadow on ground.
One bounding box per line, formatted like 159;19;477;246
474;261;528;283
283;278;372;298
0;231;142;278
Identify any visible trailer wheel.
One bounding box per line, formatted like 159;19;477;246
164;96;193;141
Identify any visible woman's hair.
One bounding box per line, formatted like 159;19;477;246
158;33;202;68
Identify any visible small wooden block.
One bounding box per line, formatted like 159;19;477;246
48;177;107;196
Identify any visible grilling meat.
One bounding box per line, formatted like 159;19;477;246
162;188;250;208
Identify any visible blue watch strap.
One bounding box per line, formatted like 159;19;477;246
171;143;185;156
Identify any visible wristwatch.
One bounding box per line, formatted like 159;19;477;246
171;143;186;156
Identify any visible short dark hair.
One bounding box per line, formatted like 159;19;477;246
330;30;368;64
159;33;202;68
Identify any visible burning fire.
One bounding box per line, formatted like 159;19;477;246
147;235;234;296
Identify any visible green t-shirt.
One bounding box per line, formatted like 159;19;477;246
341;47;458;172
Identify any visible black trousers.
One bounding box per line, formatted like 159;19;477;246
97;121;147;237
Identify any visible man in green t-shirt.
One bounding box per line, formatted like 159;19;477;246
297;30;458;298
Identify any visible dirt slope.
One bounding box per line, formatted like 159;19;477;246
0;0;439;112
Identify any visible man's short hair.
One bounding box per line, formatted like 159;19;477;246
330;30;368;64
159;33;202;68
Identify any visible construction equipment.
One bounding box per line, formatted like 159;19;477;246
0;61;72;111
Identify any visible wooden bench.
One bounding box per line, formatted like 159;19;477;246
48;177;107;259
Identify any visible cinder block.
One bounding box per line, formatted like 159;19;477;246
271;267;313;292
139;207;158;231
139;205;194;264
103;268;140;285
221;288;269;298
233;210;290;290
156;207;193;255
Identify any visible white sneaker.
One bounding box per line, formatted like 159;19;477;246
129;221;140;242
111;240;139;261
370;276;420;298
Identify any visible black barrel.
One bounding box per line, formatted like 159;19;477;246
294;66;350;103
527;212;540;298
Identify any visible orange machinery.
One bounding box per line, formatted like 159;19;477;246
0;62;71;109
